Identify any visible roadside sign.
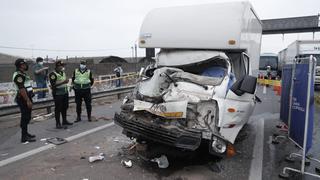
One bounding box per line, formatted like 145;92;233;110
289;63;314;153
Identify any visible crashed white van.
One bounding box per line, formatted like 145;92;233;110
115;1;262;156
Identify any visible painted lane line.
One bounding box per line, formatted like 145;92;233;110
249;118;265;180
65;122;114;141
263;86;267;94
0;144;55;168
0;122;115;168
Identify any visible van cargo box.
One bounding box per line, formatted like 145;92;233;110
139;1;262;50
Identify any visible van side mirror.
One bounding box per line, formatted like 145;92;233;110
230;75;257;96
239;76;257;94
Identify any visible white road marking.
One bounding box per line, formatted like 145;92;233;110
0;122;114;168
263;86;267;94
249;118;265;180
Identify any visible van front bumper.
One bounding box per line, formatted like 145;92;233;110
114;113;202;151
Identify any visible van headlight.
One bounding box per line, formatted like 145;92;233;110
211;136;227;154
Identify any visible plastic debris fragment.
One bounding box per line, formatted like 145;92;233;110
88;153;105;163
151;155;169;168
121;160;133;168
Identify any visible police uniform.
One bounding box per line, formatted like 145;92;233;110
12;59;36;142
72;67;94;122
49;62;72;128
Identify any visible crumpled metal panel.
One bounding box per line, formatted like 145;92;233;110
137;67;182;98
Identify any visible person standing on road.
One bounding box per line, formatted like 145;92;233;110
114;64;123;87
73;60;94;122
49;61;73;129
33;57;49;99
12;59;36;143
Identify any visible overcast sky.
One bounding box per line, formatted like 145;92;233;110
0;0;319;59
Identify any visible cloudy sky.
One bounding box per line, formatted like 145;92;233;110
0;0;319;59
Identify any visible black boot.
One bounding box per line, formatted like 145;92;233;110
56;123;63;129
87;111;92;122
62;121;73;126
21;135;36;143
27;133;36;138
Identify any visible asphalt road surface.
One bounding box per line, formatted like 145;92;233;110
0;87;319;180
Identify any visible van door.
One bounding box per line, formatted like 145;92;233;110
219;53;256;144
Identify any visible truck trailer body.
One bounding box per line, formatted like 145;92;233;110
279;40;320;86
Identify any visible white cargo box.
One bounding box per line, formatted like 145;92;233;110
139;1;262;50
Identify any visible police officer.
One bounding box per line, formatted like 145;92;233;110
73;60;94;122
113;64;123;87
49;61;73;129
13;59;36;143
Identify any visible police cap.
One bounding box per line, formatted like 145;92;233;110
55;60;64;67
80;60;87;64
15;58;26;68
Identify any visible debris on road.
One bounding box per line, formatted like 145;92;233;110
46;137;68;145
94;146;101;150
97;116;112;121
121;143;137;155
88;153;105;163
121;160;133;168
32;113;54;122
80;156;86;160
151;155;169;169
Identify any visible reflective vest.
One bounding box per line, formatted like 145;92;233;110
12;71;33;93
53;71;68;92
74;69;91;89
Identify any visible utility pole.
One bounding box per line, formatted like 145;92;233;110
131;46;134;63
134;44;138;72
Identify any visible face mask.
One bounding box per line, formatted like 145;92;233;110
61;67;65;71
80;64;86;70
38;62;44;66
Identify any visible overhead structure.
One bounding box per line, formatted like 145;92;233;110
262;15;320;35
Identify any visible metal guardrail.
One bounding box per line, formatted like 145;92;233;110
0;85;135;117
0;72;138;97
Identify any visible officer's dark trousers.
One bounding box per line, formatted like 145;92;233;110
75;88;92;118
16;98;32;140
53;94;69;125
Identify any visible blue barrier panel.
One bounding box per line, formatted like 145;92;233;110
289;64;314;153
280;65;293;125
